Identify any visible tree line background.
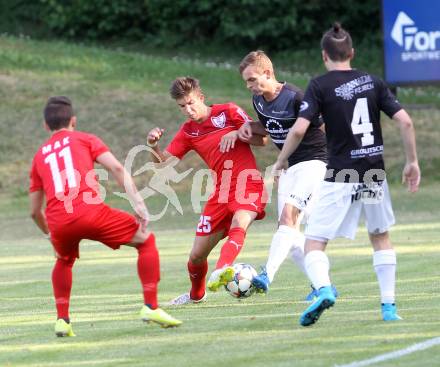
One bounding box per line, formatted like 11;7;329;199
1;0;381;52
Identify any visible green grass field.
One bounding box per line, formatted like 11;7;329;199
1;184;439;367
0;35;439;367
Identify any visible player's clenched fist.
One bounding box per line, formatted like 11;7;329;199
237;122;253;142
147;127;164;147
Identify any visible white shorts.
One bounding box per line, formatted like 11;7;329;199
305;180;395;241
277;160;327;221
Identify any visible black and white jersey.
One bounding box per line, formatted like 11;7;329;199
299;70;402;183
253;83;327;167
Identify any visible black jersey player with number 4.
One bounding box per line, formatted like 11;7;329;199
274;22;420;327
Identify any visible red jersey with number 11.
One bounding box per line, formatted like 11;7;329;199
29;130;109;227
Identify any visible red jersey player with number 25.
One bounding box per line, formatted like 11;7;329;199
147;77;267;305
29;96;181;337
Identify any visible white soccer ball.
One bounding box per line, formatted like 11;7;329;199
224;263;258;298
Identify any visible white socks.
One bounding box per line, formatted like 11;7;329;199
265;225;306;282
304;250;331;290
288;233;307;276
373;249;397;304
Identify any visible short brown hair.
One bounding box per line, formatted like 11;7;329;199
321;22;353;62
170;77;202;100
44;96;74;131
239;50;274;76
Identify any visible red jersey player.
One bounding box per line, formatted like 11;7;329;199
29;96;181;337
147;77;268;305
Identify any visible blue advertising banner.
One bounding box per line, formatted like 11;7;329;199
382;0;440;85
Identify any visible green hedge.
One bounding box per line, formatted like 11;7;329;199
40;0;150;39
148;0;381;50
2;0;381;51
0;1;45;36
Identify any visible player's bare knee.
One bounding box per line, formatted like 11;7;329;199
230;210;256;229
304;238;327;254
189;253;206;264
279;214;299;228
369;231;392;251
230;218;246;229
279;205;301;228
129;228;152;245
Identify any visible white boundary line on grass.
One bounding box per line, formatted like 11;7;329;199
334;336;440;367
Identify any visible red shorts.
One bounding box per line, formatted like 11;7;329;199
49;204;139;260
195;183;266;236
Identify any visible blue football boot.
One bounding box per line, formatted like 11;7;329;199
300;285;336;326
381;303;402;321
252;267;270;294
305;284;339;302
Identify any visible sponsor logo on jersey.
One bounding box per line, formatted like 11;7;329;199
350;145;384;158
211;112;226;128
391;11;440;62
265;118;290;144
265;119;287;134
300;101;309;112
335;75;374;100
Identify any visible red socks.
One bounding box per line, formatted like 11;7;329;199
188;226;246;299
188;260;208;300
52;257;75;320
137;233;160;310
216;227;246;269
51;233;161;320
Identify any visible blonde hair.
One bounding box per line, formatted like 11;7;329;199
239;50;275;77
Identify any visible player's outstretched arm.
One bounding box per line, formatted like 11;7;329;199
96;152;149;231
273;117;310;174
29;190;49;235
392;109;421;193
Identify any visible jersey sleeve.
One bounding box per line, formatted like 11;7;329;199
165;128;191;159
376;78;402;118
298;79;322;126
88;134;110;161
228;103;252;128
29;156;43;193
292;88;304;115
293;88;323;127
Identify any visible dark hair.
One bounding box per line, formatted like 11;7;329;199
321;22;353;62
44;96;74;131
170;77;202;100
